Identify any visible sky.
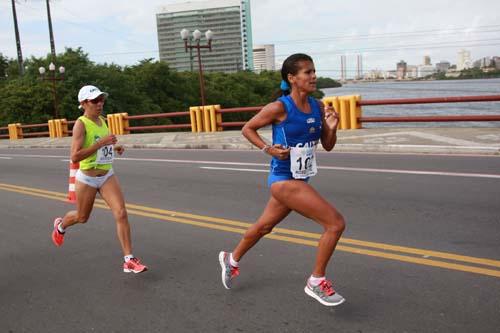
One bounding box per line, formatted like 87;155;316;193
1;0;500;79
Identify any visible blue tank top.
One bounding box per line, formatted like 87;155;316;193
270;95;322;175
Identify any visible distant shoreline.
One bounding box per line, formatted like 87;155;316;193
340;77;500;84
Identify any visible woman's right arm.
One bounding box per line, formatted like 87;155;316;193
242;101;290;160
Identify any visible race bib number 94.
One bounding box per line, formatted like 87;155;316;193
96;145;114;164
290;146;317;179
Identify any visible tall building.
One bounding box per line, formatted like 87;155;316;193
494;56;500;70
423;55;431;66
340;55;347;81
457;49;472;71
396;60;407;79
436;61;451;73
156;0;253;73
356;54;363;80
473;57;493;68
417;65;436;78
253;44;275;73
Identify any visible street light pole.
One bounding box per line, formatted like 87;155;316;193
180;29;213;108
39;63;65;118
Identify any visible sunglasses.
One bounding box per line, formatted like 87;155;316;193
87;96;106;104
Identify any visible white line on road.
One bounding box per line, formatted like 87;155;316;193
200;165;500;179
200;166;267;172
1;154;499;179
0;157;12;159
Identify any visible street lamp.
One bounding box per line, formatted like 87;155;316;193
39;62;65;118
180;28;213;108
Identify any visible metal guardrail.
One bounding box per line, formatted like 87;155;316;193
124;111;191;132
2;94;500;139
0;126;9;139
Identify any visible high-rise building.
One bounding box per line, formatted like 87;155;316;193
340;55;347;81
253;44;275;73
417;65;436;78
473;57;493;68
457;49;472;71
436;61;451;73
156;0;253;73
423;55;431;66
356;54;363;80
493;56;500;70
396;60;407;79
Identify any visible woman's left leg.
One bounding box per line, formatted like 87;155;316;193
98;175;131;255
271;180;345;277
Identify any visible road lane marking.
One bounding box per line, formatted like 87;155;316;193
1;182;500;278
1;154;500;179
200;166;267;172
0;157;12;159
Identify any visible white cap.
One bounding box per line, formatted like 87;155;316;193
78;85;108;109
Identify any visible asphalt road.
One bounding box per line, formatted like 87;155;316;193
1;148;499;333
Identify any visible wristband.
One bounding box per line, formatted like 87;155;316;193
261;145;271;154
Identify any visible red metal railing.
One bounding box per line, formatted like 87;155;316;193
359;95;500;106
124;111;191;132
0;126;9;139
20;123;50;138
358;95;500;124
217;94;500;127
1;94;500;139
219;106;262;128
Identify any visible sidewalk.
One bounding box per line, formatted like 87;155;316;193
1;127;499;155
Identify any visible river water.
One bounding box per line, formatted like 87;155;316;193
321;78;500;127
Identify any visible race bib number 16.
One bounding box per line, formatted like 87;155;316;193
96;145;114;164
290;146;317;179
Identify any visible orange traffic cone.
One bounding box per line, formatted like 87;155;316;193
67;160;79;203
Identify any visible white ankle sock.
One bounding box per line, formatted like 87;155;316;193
124;254;135;262
57;223;65;234
308;275;326;286
229;253;239;267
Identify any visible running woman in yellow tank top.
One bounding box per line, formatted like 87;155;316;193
51;85;147;274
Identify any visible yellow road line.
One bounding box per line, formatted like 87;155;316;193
3;182;498;269
1;182;500;278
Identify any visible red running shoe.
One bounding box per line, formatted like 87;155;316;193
123;257;148;273
51;217;64;247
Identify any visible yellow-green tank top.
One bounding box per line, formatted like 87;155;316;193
78;115;112;171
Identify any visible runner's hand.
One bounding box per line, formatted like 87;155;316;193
115;144;125;155
98;134;117;147
324;105;339;130
269;144;290;160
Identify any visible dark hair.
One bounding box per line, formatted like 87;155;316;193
280;53;313;96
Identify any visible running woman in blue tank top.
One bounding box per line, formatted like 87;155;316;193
219;54;346;306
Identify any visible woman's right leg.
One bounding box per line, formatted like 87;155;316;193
232;195;291;261
219;193;291;289
61;180;98;228
52;180;97;247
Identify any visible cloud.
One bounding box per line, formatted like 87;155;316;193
2;0;500;77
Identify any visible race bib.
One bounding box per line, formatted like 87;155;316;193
290;146;317;179
95;145;114;164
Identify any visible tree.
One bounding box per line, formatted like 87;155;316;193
0;47;342;128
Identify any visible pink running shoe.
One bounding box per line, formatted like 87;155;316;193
123;257;148;273
51;217;64;247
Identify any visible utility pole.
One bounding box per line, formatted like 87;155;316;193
46;0;56;61
11;0;25;75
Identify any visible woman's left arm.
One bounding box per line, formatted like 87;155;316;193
319;100;339;151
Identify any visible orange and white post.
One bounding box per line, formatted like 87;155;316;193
67;161;79;203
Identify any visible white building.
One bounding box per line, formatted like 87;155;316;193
417;65;436;78
156;0;254;73
253;44;275;73
406;65;418;79
457;49;472;71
